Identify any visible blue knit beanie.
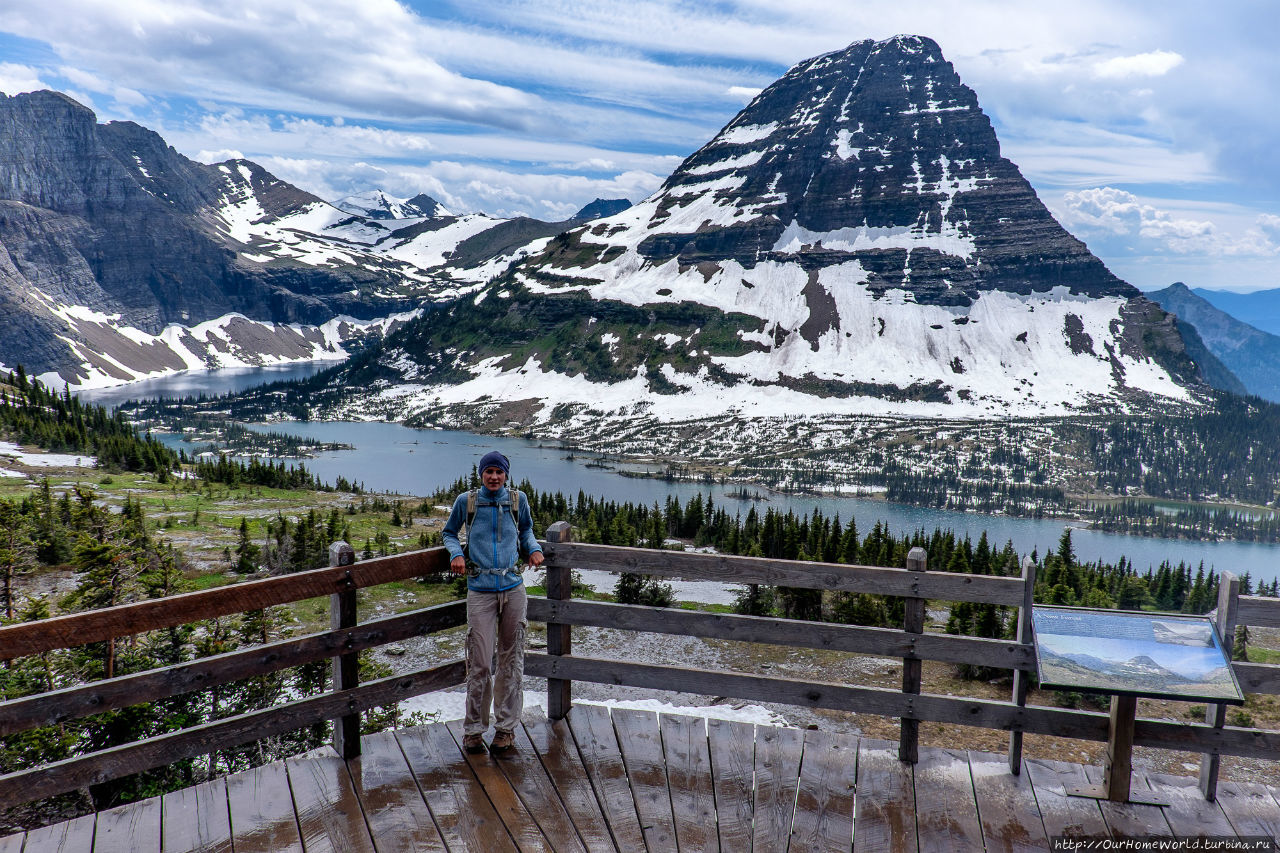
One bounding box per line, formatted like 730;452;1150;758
478;450;510;475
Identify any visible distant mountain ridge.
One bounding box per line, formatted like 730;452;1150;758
0;92;579;387
1148;282;1280;401
301;34;1212;429
1193;287;1280;337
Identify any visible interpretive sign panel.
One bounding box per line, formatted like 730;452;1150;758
1032;606;1243;704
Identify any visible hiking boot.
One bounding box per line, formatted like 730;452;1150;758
462;733;486;755
489;730;516;756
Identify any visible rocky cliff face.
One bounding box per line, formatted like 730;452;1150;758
0;92;553;386
314;36;1207;426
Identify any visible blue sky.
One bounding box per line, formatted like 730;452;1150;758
1;1;1278;291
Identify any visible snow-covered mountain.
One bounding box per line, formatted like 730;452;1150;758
0;92;563;388
306;35;1212;431
332;189;449;220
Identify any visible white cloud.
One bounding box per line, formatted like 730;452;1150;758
0;62;48;94
726;86;762;102
1092;50;1184;80
1059;188;1279;257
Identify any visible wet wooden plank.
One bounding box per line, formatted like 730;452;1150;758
854;738;918;853
914;746;983;853
967;752;1050;853
487;722;590;853
1216;780;1280;840
20;813;96;853
522;713;618;853
1022;758;1109;840
752;723;804;853
661;713;719;853
566;705;646;852
707;718;755;853
1082;766;1172;838
285;753;376;853
161;777;233;853
612;708;679;853
349;730;446;853
92;796;160;853
225;760;304;853
1147;773;1235;838
789;728;857;853
396;723;519;853
443;719;558;853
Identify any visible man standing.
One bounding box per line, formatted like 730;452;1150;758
442;451;544;755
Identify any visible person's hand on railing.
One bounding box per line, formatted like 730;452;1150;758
450;556;466;575
528;550;545;568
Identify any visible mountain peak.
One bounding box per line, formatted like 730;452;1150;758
332;189;448;220
527;32;1132;310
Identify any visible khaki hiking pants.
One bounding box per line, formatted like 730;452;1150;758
464;585;527;736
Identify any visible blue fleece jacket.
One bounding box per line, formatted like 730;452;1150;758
441;486;542;592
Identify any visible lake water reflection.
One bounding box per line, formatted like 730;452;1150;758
86;364;1280;584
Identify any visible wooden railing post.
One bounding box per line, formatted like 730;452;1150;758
544;521;573;720
1199;570;1240;800
899;546;927;763
328;540;359;759
1009;555;1037;774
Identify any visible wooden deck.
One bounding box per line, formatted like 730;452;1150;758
6;706;1280;852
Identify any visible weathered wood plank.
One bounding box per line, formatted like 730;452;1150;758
443;721;553;853
565;704;646;853
224;760;304;853
752;723;804;853
92;796;161;853
348;730;447;853
543;542;1025;605
527;654;1111;741
395;722;520;853
20;813;96;853
1132;719;1280;761
1237;596;1280;629
161;777;233;853
1023;758;1108;840
612;708;679;853
854;738;918;853
789;727;857;853
1215;780;1280;840
1082;766;1172;838
0;601;466;737
913;746;983;853
445;719;574;853
527;598;1033;670
706;717;755;853
1149;772;1236;837
521;713;618;853
0;548;451;658
661;713;719;853
286;752;377;853
0;832;22;853
0;659;465;806
967;751;1050;853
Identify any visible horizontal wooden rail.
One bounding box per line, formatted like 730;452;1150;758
542;541;1025;606
525;654;1280;761
0;547;450;659
0;600;467;737
0;659;465;806
526;598;1035;671
1236;596;1280;629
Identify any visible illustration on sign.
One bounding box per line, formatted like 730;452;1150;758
1031;606;1243;703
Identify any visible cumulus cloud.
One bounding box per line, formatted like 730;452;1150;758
1059;188;1279;257
0;62;49;94
1092;50;1184;79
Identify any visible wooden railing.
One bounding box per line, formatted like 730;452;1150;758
2;521;1280;809
531;522;1280;802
